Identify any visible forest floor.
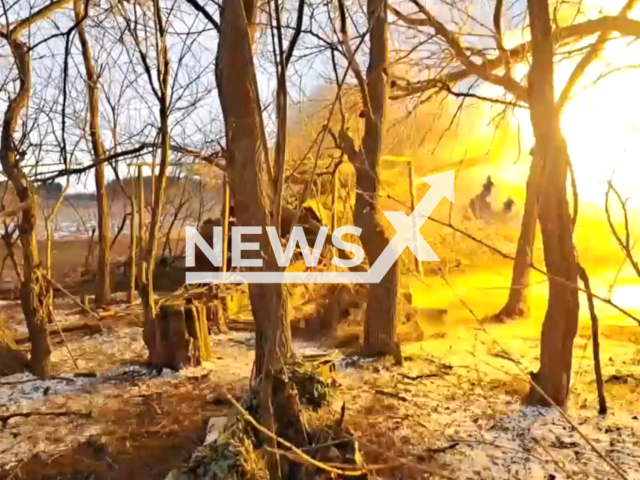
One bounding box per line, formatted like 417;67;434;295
0;261;639;479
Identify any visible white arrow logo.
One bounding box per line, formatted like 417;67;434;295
365;170;454;283
186;170;455;284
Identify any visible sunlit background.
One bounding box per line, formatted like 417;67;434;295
506;0;640;206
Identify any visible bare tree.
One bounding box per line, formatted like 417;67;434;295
0;0;74;378
215;0;291;378
522;0;578;408
187;0;312;472
494;0;639;321
73;0;112;306
333;0;401;361
116;0;173;364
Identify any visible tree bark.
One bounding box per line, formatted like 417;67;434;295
215;2;309;473
74;0;111;306
494;156;541;320
137;166;146;285
525;0;579;409
0;38;52;378
140;0;172;366
215;0;292;378
356;0;400;360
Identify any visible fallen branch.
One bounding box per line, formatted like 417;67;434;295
353;437;457;479
0;372;96;385
425;442;459;454
226;394;368;477
264;447;400;473
374;389;410;402
0;409;92;427
489;352;522;366
49;312;80;370
398;372;441;381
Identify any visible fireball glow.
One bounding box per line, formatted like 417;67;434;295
507;37;640;207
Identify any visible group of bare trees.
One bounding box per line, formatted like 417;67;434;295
0;0;219;377
1;0;640;465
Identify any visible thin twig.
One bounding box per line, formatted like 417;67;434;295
49;312;80;370
43;274;103;323
226;395;368;477
353;438;458;479
577;264;607;415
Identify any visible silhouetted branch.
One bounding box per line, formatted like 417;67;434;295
391;14;640;100
605;181;640;278
577;264;607;415
184;0;220;32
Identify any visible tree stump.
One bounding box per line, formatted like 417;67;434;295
153;302;211;370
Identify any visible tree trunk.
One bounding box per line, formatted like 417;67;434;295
494;156;541;320
94;164;111;305
142;107;170;365
216;1;308;471
356;0;400;361
216;0;292;377
354;185;400;359
525;0;579;409
137;166;146;284
248;284;291;378
0;38;52;379
128;198;137;303
577;264;606;414
215;2;310;474
74;0;111;306
140;0;172;366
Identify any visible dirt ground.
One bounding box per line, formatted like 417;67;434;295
0;256;638;479
0;306;253;480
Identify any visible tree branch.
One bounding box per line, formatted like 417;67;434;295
605;181;640;278
557;0;640;110
391;13;640;100
33;143;224;184
184;0;221;32
284;0;305;67
336;0;372;120
493;0;511;76
390;0;527;101
6;0;73;38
